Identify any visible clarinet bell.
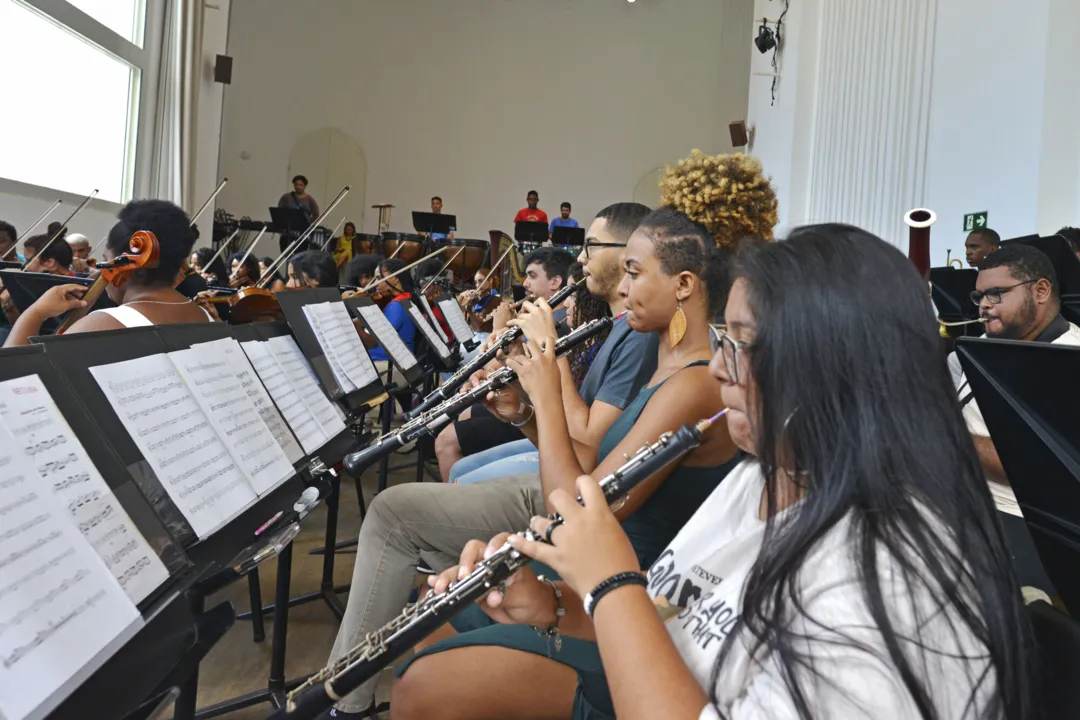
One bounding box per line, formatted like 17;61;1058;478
343;439;399;477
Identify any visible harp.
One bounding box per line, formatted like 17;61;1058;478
488;230;526;290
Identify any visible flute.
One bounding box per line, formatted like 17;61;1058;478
406;276;587;419
275;408;728;720
343;315;611;476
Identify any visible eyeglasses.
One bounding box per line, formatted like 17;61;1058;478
715;329;752;384
583;241;626;259
969;280;1036;306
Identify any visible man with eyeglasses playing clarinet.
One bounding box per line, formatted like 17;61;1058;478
948;242;1080;592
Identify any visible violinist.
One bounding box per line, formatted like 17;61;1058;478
457;268;500;335
333;221;357;274
66;233;91;260
259;256;288;293
3;200;210;347
191;247;228;287
286;250;338;289
23;233;75;276
343;253;381;291
366;258;417;372
228;252;261;287
175;256;209;299
0;220;21;262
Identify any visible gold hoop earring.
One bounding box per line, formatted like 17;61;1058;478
669;301;687;349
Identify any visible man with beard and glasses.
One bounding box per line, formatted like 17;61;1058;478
948;243;1080;590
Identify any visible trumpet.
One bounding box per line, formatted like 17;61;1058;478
945;249;964;269
343;315;612;476
407;276;587;419
275;408;729;720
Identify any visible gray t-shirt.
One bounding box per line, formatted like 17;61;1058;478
578;314;659;409
278;191;319;221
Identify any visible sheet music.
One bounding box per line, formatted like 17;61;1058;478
240;340;327;455
417;294;451;343
266;335;347;440
0;421;141;720
357;303;419;370
89;355;257;538
194;338;304;465
407;304;452;359
437;297;475;345
169;348;296;495
302;304;356;395
307;302;380;390
0;376;169;605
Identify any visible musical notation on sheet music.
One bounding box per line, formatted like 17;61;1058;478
407;304;452;360
437;297;475;345
266;335;346;438
0;376;169;604
194;338;304;465
241;340;327;454
89;355;257;538
417;294;451;344
169;348;295;495
0;422;142;720
303;302;380;390
302;303;358;394
357;304;419;370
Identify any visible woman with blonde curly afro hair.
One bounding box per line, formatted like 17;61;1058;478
660;149;778;248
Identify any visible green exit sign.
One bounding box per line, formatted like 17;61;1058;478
963;211;988;232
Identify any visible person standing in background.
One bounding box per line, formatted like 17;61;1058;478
513;190;548;224
277;174;320;252
548;201;579;237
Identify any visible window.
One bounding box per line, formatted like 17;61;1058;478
0;0;157;205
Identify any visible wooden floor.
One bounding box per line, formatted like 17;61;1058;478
193;461;422;718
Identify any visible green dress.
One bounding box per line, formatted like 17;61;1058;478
396;361;739;719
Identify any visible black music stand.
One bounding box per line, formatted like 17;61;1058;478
412;211;456;237
956;337;1080;613
344;295;425;386
0;270;115;334
515;220;549;244
930;267;982;337
434;292;479;351
0;260;21;270
275;287;386;411
269;206;309;233
0;344;232;720
1007;234;1080;295
401;298;455;371
551;226;585;248
1063;298;1080;326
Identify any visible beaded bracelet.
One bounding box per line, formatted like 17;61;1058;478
583;572;648;618
530;575;565;655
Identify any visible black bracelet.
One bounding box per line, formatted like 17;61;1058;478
583;572;648;617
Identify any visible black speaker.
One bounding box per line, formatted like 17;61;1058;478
729;121;749;148
214;55;233;84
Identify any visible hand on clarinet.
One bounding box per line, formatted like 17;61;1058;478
508;297;558;343
505;332;560;400
509;475;640;599
427;534;558;627
492;301;516;332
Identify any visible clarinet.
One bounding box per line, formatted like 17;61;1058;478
406;276;587;419
343;315;612;477
275;409;728;720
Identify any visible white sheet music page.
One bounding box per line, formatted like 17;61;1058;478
417;295;451;343
89;354;257;538
195;338;304;465
240;340;326;455
301;304;356;394
437;297;475;345
266;335;347;439
407;304;451;359
357;303;419;370
0;376;169;605
0;422;142;720
317;302;380;389
169;348;295;496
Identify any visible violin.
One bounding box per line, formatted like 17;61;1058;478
56;230;161;334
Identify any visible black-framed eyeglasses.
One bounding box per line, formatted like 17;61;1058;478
716;329;752;384
969;279;1036;306
583;240;625;259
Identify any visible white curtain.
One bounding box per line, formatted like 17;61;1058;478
151;0;203;210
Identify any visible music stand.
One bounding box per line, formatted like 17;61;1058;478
343;295;424;385
401;298;455;369
0;260;21;270
0;270;115;334
930;267;981;335
515;221;549;245
434;292;479;351
1062;298;1080;326
1008;234;1080;295
412;211;456;237
551;226;585;248
956;337;1080;612
269;206;309;233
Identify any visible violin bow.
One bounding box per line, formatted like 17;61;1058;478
420;245;467;293
19;189;99;271
257;185;351;288
357;246;448;294
189;178;228;228
2;199;61;259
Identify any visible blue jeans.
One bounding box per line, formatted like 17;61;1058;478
449;438;537;484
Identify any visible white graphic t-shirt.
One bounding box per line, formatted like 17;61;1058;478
648;460;995;720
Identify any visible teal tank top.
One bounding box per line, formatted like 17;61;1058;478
597;361;741;570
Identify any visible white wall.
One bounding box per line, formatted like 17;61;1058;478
191;0;232;245
218;0;752;256
747;0;1080;263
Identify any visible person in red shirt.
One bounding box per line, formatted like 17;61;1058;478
513;190;548;224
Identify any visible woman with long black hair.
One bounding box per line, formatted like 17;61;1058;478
410;224;1033;720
